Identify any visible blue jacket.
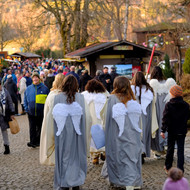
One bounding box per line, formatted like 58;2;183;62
24;83;49;116
4;74;17;84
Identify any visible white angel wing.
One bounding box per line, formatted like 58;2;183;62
94;93;107;119
54;115;67;136
52;103;69;136
141;89;154;115
164;78;176;102
112;103;127;137
127;100;142;133
69;102;83;135
71;115;82;135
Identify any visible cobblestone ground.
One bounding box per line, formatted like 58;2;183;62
0;113;190;190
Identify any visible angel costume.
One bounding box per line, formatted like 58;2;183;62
131;85;153;157
105;95;142;188
82;91;109;160
46;92;91;189
40;90;61;166
150;78;176;153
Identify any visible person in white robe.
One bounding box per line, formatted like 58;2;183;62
40;73;65;166
131;71;154;163
82;79;109;164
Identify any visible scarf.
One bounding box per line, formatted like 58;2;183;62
0;87;6;116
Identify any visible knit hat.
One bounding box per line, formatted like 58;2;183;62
32;72;40;79
170;85;183;97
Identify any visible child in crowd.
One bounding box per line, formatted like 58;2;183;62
162;167;190;190
161;85;189;173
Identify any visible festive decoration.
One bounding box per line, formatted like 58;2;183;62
147;46;156;75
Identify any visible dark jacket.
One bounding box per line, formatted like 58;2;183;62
0;88;15;130
66;71;80;85
110;71;119;91
161;96;190;135
4;78;18;102
24;83;49;116
99;73;112;92
110;71;119;82
93;75;100;81
24;76;32;87
44;76;55;90
79;73;92;92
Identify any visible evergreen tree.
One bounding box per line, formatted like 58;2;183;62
183;48;190;74
162;54;175;79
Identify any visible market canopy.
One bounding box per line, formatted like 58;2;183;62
11;52;41;58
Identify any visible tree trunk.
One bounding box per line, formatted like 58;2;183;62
81;0;89;48
66;23;72;53
60;22;67;56
74;0;81;50
176;45;182;81
105;20;111;40
123;0;129;40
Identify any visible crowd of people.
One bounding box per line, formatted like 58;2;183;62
0;58;189;190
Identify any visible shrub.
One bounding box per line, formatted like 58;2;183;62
183;48;190;74
180;74;190;90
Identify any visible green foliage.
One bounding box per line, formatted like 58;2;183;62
35;48;63;59
0;59;9;72
162;54;175;79
183;48;190;74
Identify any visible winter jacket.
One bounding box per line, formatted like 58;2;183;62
4;78;18;102
110;71;119;83
24;82;49;116
4;74;17;84
66;71;80;85
99;73;112;92
44;75;55;90
161;96;190;135
24;76;32;87
0;88;15;130
79;73;92;92
110;71;119;91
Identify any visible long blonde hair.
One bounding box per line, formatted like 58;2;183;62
51;73;65;91
112;76;136;104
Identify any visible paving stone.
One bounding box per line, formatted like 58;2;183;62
0;107;190;189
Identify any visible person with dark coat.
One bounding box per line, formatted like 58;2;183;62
99;67;112;93
24;71;32;87
66;66;80;85
44;69;55;90
79;70;92;92
4;75;19;115
110;67;119;91
77;65;83;77
0;83;15;154
4;69;17;84
94;70;102;81
161;85;190;173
